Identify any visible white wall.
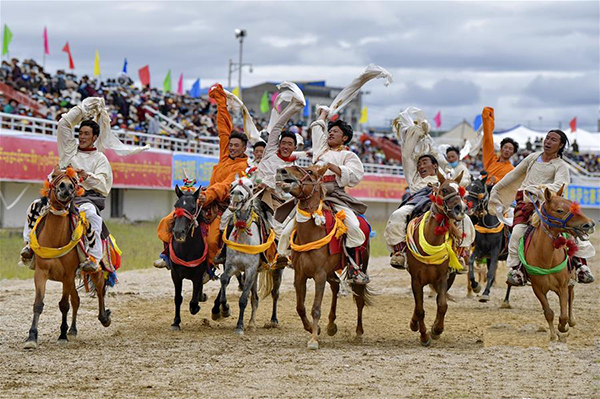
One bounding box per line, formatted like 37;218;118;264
121;188;175;222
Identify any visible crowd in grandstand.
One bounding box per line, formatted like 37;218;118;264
1;57;598;173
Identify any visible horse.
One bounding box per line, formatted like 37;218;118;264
405;171;466;346
211;176;281;335
24;168;111;349
277;164;371;350
168;185;208;331
512;187;594;342
465;176;507;302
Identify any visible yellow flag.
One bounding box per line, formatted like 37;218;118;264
359;106;368;124
93;50;101;76
232;86;241;99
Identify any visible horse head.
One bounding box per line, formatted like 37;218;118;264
45;167;81;209
276;164;328;200
433;170;466;221
465;175;488;217
229;175;254;212
172;185;200;243
536;186;595;241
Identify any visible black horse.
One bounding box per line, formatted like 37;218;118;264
465;176;508;303
169;185;208;330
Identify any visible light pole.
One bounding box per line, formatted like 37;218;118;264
227;30;252;97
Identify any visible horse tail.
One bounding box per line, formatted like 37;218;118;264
258;268;274;300
351;282;374;307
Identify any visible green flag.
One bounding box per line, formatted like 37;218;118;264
260;91;269;113
163;69;171;92
2;24;13;56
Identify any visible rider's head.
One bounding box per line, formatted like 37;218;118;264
229;132;248;158
499;137;518;161
446;146;460;166
545;129;568;158
417;154;439;178
279;131;297;158
327;119;353;147
252;141;266;164
78;120;100;149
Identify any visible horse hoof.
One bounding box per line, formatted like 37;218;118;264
472;283;482;294
307;340;319;350
234;328;244;336
569;319;576;327
500;301;511;309
58;338;68;345
410;320;418;332
264;321;279;329
431;329;443;340
211;311;220;321
327;324;338;337
247;323;256;332
190;305;200;315
101;317;111;328
557;331;569;343
479;294;490;303
200;293;208;302
24;340;37;350
221;308;231;319
420;337;431;347
466;292;474;299
171;325;181;331
67;329;77;337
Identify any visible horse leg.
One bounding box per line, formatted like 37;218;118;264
352;282;367;339
57;281;71;343
93;272;111;327
410;279;430;346
68;281;80;337
501;286;512;309
480;249;500;302
234;267;255;335
532;283;556;341
568;284;576;327
294;271;312;333
24;268;47;349
189;269;201;316
468;250;481;294
431;277;448;340
265;268;283;328
327;278;339;337
557;285;569;339
247;270;259;332
171;269;183;330
307;273;327;350
212;267;232;320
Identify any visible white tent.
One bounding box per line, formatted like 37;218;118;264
435;121;476;146
494;125;600;153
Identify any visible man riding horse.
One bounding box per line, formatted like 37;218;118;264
20;98;146;272
489;129;595;286
481;107;518;185
155;84;249;272
384;107;475;270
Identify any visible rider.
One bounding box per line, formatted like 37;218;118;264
20;99;119;273
482;107;518;185
489;129;595;285
249;140;266;168
278;108;370;284
154;84;249;270
445;146;471;187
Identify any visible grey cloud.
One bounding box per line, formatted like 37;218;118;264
403;79;481;107
522;73;599;106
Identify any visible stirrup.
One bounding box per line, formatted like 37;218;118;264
348;269;370;285
80;259;99;273
506;265;526;287
153;258;168;269
577;265;594;284
390;252;406;270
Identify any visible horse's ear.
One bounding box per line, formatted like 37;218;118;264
436;170;446;184
454;171;464;184
557;184;565;197
544;187;553;203
193;187;200;201
175;184;183;198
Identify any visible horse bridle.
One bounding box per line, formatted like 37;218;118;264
290;165;323;200
466;185;488;217
432;184;462;216
48;172;80;211
174;200;201;237
527;192;585;240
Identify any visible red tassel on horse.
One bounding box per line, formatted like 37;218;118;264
65;167;77;179
458;186;466;197
566;239;578;257
552;235;567;249
569;202;582;216
174;208;186;218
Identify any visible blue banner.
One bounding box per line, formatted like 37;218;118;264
172;152;218;188
565;185;600;208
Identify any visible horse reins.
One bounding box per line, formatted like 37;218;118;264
527;192;582;240
291;165;323;200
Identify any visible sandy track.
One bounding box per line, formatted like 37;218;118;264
1;256;599;398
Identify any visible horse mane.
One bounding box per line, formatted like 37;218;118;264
531;211;540;227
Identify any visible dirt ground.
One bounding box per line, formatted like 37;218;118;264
1;254;599;398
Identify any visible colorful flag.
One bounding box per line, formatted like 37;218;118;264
93;50;101;76
177;73;183;95
2;24;13;56
163;69;171;92
260;91;269;113
138;65;150;87
189;78;201;98
43;27;49;55
570;117;577;133
303;97;310;118
232;86;241;98
473;114;482;131
270;91;278;105
434;111;442;129
359;106;368;124
122;58;128;74
62;42;75;69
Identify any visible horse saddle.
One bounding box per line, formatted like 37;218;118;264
322;205;371;256
402;187;434;220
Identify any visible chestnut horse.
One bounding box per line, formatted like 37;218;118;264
277;165;371;350
405;171;466;346
25;169;111;349
519;187;594;342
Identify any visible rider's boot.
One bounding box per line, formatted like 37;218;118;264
347;247;370;285
153;244;171;270
506;263;527;286
574;257;594;284
80;256;100;273
18;244;35;270
390;242;407;270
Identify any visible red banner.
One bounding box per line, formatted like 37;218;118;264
348;174;407;201
0;133;172;189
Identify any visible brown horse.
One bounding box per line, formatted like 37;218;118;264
521;187;594;342
24;170;111;349
277;165;371;350
405;171;466;346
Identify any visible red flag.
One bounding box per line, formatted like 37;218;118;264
62;42;74;69
434;111;442;128
43;27;49;55
138;65;150;87
177;73;183;95
569;117;577;133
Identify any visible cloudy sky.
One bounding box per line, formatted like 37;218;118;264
2;1;599;131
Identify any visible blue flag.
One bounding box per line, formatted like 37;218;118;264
189;79;201;98
122;58;128;74
303;97;310;118
473;114;482;131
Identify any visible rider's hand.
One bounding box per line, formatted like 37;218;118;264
257;183;267;190
197;193;206;205
77;169;89;181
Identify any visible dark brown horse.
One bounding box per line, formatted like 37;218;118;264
405;171;466;346
24;169;111;349
277;165;371;350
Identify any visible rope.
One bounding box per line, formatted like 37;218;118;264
290;210;348;252
0;184;30;210
169;235;208;267
30;211;88;259
518;233;568;276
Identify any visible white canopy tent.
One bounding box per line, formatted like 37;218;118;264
494;125;600;153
